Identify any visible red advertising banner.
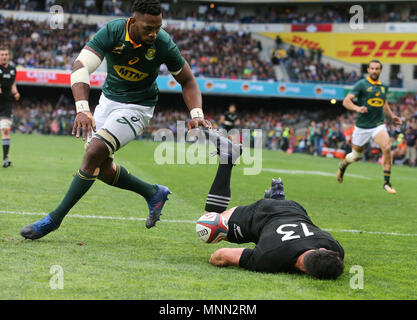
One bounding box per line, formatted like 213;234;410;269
291;24;332;32
15;69;106;88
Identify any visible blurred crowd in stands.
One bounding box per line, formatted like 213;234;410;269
10;92;417;167
1;0;416;24
271;42;361;85
0;15;275;81
159;28;275;81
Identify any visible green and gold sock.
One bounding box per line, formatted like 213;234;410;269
384;170;391;185
112;165;158;199
49;169;97;226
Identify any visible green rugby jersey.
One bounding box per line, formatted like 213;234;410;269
87;18;185;106
350;77;389;129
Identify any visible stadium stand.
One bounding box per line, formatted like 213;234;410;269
2;1;417;168
2;1;416;23
10;92;417;167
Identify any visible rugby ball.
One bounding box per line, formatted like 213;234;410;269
196;212;228;243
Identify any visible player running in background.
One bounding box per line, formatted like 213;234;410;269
220;103;240;143
20;0;210;240
337;60;402;194
0;47;20;168
201;130;345;280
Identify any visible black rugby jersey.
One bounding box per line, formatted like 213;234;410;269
0;63;16;104
227;199;344;273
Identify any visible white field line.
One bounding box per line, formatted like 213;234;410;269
262;168;371;180
1;210;416;237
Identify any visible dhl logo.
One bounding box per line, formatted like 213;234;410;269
288;35;321;51
367;98;384;107
262;32;417;63
350;40;417;58
113;65;149;82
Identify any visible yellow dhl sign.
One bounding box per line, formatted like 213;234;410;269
260;32;417;64
113;65;149;82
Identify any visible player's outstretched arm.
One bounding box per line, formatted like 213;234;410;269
71;46;103;140
172;62;211;130
209;248;244;267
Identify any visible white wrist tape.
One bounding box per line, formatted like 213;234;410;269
70;49;102;87
190;108;204;119
75;100;90;113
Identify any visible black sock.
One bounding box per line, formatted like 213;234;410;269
49;169;97;226
2;139;10;160
384;170;391;185
205;163;233;213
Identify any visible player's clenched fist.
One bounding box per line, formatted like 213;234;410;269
72;111;96;140
356;106;368;113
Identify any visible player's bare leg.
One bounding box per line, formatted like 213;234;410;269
373;130;396;194
203;129;242;214
336;145;364;183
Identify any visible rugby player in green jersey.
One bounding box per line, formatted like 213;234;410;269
336;60;402;194
20;0;211;240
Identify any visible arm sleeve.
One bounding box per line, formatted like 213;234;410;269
239;247;282;273
87;24;114;57
164;37;186;74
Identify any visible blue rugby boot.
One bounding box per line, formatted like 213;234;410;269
146;184;171;229
20;214;58;240
264;178;286;200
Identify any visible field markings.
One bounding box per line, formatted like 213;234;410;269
2;210;416;237
261;168;371;180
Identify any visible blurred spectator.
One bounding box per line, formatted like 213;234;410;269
405;122;417;166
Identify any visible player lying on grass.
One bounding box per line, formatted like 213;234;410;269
202;130;345;279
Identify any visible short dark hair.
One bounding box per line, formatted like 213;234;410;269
368;59;383;70
303;249;344;280
131;0;162;15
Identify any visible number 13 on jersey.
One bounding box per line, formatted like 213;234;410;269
276;223;314;242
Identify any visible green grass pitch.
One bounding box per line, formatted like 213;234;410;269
0;134;416;300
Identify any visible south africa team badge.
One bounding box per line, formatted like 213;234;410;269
145;48;156;60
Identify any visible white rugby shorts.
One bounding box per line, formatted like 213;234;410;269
88;93;154;153
0;117;12;130
352;124;387;147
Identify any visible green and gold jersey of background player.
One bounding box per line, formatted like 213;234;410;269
350;77;389;129
87;18;185;106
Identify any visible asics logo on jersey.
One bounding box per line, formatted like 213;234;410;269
113;65;149;82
